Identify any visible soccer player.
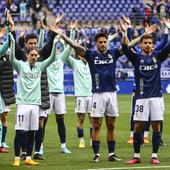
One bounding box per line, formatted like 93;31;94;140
46;38;72;154
50;23;156;162
0;26;11;153
125;16;169;145
121;20;170;164
6;12;63;160
62;21;93;148
9;33;58;166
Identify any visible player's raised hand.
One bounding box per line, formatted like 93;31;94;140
7;13;14;27
9;32;15;43
145;24;157;35
70;20;77;30
19;30;26;37
0;27;6;38
40;19;45;29
162;18;170;29
55;12;64;26
50;25;63;35
122;15;131;27
119;19;128;33
108;32;118;41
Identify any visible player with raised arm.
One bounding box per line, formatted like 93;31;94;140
61;21;93;148
121;19;170;164
122;16;169;145
9;33;58;166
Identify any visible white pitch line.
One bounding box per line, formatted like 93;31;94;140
86;165;170;170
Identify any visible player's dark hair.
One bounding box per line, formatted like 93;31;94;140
25;46;39;54
25;33;38;43
94;32;108;42
140;34;153;43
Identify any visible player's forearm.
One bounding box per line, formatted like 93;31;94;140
59;32;86;57
60;46;71;62
121;32;128;45
70;29;76;41
62;29;76;49
0;26;10;57
9;34;17;64
127;35;141;48
38;28;45;50
107;33;117;46
155;29;168;51
49;37;58;63
40;30;57;60
42;36;59;69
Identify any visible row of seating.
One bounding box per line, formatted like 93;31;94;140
47;0;144;21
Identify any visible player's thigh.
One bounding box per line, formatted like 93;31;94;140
0;95;3;113
46;94;55;114
30;105;39;130
105;116;116;129
75;96;87;113
91;93;106;118
1;99;10;113
133;98;150;121
150;97;164;121
106;92;119;117
15;104;30;130
54;93;66;114
87;96;92;113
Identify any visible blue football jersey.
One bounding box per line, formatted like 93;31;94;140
122;43;170;98
85;49;120;92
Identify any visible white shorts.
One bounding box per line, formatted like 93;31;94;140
75;96;92;113
1;98;10;112
0;94;3;114
47;93;66;115
134;97;164;121
15;104;39;131
39;108;47;117
91;92;119;118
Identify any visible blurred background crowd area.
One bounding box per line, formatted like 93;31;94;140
0;0;170;69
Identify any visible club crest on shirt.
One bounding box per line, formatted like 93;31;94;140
152;57;157;63
108;54;112;59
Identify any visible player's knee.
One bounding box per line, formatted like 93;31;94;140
151;121;160;132
134;121;144;132
93;123;101;131
1;114;7;124
78;116;84;125
39;117;44;128
107;123;115;131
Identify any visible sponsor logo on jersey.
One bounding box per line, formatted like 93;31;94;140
50;61;61;70
108;54;112;59
23;71;41;79
140;59;144;64
139;64;158;71
94;58;113;65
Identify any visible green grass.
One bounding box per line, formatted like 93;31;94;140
0;94;170;170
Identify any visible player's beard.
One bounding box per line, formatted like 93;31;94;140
99;46;106;53
143;47;152;55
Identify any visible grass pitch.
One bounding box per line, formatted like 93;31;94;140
0;94;170;170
